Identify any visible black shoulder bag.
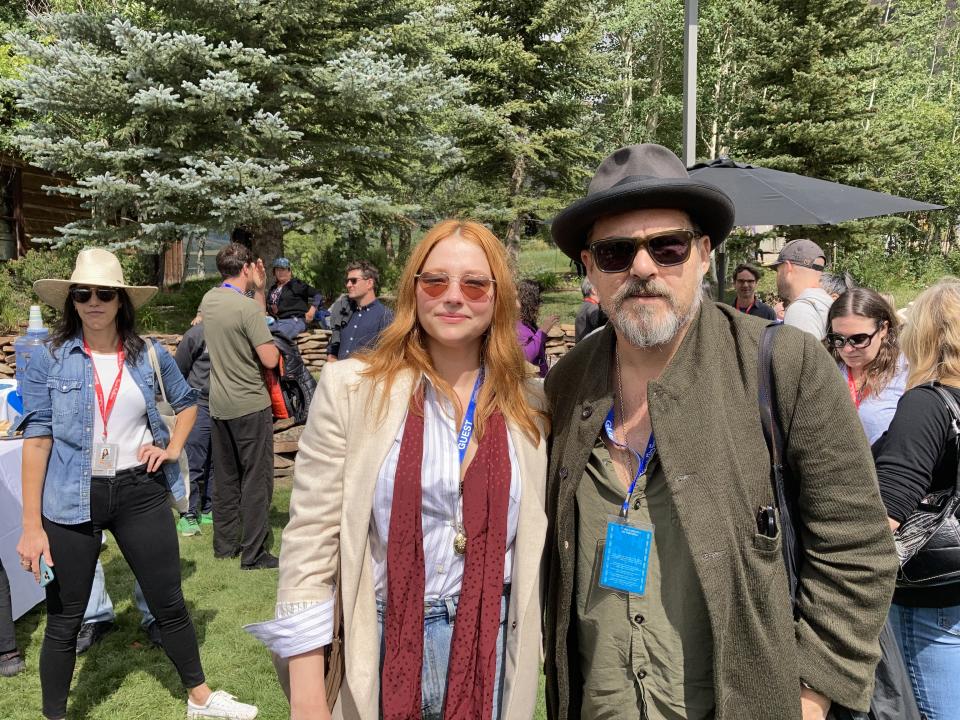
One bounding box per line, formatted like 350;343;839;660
894;382;960;587
757;324;919;720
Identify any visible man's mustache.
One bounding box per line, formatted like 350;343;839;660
614;279;674;302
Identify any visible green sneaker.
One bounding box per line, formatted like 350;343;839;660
200;512;213;525
177;515;201;536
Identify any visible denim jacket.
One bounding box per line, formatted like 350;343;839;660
20;335;198;524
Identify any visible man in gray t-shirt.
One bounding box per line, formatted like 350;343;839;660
766;238;834;340
199;243;281;570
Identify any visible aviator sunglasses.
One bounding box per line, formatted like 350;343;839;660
69;286;119;304
825;324;885;350
589;229;699;273
415;272;496;301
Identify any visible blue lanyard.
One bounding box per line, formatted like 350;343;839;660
456;369;484;465
603;406;656;516
221;282;246;296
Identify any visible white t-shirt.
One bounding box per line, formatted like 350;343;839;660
783;287;834;340
91;351;153;471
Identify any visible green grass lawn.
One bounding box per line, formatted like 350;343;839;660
3;483;550;719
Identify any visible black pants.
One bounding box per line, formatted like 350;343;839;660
185;403;215;517
211;407;274;566
0;556;15;654
41;467;205;719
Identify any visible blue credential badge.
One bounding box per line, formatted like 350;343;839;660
599;515;654;595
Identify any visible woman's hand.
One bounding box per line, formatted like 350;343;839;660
291;706;332;720
17;525;52;584
539;314;560;333
138;444;178;473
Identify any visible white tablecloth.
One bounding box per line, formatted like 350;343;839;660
0;380;22;425
0;437;45;619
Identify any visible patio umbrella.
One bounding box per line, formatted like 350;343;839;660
687;157;944;227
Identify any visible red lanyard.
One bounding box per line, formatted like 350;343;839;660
83;338;125;441
847;371;865;408
736;299;755;315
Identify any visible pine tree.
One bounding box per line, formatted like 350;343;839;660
437;0;606;257
735;0;889;184
6;1;462;264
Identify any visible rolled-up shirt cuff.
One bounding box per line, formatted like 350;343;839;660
243;598;335;658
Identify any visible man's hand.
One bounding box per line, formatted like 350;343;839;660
800;685;831;720
252;258;267;291
306;306;317;324
191;312;202;326
326;354;337;363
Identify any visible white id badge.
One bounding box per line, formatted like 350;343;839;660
92;442;119;477
598;515;654;595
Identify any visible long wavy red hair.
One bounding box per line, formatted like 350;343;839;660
357;219;544;443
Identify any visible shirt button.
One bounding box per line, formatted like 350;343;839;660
559;466;568;480
637;670;647;680
581;406;593;420
634;614;644;624
564;540;569;550
633;498;642;510
511;620;518;630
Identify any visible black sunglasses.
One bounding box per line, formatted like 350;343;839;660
589;229;699;273
825;324;885;350
69;286;119;304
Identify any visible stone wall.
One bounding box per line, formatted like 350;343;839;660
1;325;579;472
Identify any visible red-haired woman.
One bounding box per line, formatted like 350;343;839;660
249;220;549;719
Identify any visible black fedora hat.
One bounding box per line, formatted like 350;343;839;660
551;143;735;261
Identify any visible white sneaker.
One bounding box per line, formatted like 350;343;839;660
187;690;258;719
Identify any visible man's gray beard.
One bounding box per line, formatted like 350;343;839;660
603;277;703;348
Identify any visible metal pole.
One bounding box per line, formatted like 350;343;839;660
682;0;698;168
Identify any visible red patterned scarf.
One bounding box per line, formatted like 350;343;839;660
381;398;511;720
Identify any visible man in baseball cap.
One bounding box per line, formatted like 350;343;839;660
765;239;833;339
542;145;895;720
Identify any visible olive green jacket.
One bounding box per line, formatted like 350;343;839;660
543;302;897;720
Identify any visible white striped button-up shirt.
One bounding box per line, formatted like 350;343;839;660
245;378;521;657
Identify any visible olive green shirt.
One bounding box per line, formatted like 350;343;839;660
575;441;714;720
200;286;273;420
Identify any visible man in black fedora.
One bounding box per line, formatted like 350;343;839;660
542;144;896;720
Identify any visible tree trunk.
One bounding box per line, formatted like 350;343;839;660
645;34;665;139
505;153;527;264
251;218;284;271
380;226;394;260
398;223;411;257
195;234;206;279
621;33;634;144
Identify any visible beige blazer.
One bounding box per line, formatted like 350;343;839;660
278;358;549;719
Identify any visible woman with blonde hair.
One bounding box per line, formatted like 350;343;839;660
248;219;549;719
874;277;960;719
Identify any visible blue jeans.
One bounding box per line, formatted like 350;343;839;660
889;602;960;719
185;403;214;517
377;590;508;720
83;556;154;628
272;317;306;342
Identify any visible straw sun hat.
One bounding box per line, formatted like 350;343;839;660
33;248;159;310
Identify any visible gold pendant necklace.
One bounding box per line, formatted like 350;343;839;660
454;468;467;555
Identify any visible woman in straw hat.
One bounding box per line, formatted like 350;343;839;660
247;219;548;719
16;248;258;720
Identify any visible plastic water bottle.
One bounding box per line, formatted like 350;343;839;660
14;305;49;385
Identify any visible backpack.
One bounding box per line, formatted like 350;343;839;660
270;331;317;425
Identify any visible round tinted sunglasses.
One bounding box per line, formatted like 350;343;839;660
589;229;699;273
825;324;885;350
70;286;119;304
415;272;495;301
